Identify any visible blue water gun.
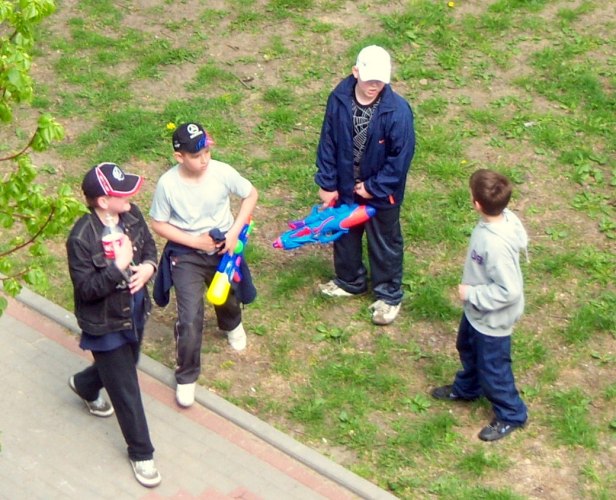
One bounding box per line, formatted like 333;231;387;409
206;219;253;305
272;204;376;250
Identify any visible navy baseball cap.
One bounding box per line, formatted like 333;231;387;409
82;162;143;198
172;122;213;153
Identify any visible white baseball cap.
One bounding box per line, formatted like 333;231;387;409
355;45;391;84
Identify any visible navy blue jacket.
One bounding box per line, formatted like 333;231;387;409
314;75;415;209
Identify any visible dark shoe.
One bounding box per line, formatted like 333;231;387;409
478;419;524;441
68;376;114;417
431;385;472;401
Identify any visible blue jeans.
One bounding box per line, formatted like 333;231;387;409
453;314;527;425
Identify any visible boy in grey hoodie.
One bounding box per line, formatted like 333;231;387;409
431;169;528;441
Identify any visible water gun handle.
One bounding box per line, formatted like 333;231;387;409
206;220;252;305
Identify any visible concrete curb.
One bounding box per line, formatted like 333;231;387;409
14;286;397;500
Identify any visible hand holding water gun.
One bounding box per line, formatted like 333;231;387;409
206;219;254;305
272;203;376;250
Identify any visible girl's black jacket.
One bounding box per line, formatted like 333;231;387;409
66;204;158;336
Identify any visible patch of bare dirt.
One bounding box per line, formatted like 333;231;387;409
8;0;614;498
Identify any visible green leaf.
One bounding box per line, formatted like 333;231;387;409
24;267;47;288
0;295;8;316
2;278;22;297
0;257;13;273
0;101;12;122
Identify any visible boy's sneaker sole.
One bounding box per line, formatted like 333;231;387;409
68;376;114;417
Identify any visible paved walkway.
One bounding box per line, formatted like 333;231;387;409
0;288;397;499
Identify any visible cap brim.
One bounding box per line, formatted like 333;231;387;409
109;174;143;197
358;68;390;84
96;168;143;197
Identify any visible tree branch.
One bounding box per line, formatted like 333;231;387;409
0;128;37;162
0;268;29;283
0;206;55;259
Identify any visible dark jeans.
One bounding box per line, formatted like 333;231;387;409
72;340;154;461
171;251;241;384
333;205;403;304
452;314;527;425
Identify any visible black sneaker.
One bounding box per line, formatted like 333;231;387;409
431;385;458;400
478;419;524;441
431;385;466;401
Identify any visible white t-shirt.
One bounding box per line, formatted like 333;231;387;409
150;159;253;235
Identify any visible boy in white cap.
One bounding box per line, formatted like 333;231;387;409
315;45;416;325
67;163;161;487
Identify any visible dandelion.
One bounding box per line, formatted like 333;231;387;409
166;122;176;131
448;1;455;7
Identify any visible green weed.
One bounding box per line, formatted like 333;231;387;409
429;474;525;500
388;412;458;453
563;292;616;344
456;446;508;476
547;388;598;448
512;329;547;372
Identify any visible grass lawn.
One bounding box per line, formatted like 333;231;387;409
5;0;615;498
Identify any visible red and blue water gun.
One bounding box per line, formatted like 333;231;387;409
273;203;376;250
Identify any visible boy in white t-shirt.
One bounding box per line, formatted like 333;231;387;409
150;122;258;408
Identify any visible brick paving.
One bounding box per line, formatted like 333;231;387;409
0;293;397;500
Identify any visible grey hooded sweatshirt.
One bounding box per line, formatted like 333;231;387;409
462;208;528;337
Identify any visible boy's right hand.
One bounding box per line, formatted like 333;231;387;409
113;234;134;271
319;188;338;208
194;232;222;254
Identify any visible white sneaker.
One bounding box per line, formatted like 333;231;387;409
130;459;161;488
176;382;196;408
319;280;353;297
369;300;401;325
68;376;114;417
225;323;247;351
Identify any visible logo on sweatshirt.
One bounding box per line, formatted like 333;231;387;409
471;249;484;265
